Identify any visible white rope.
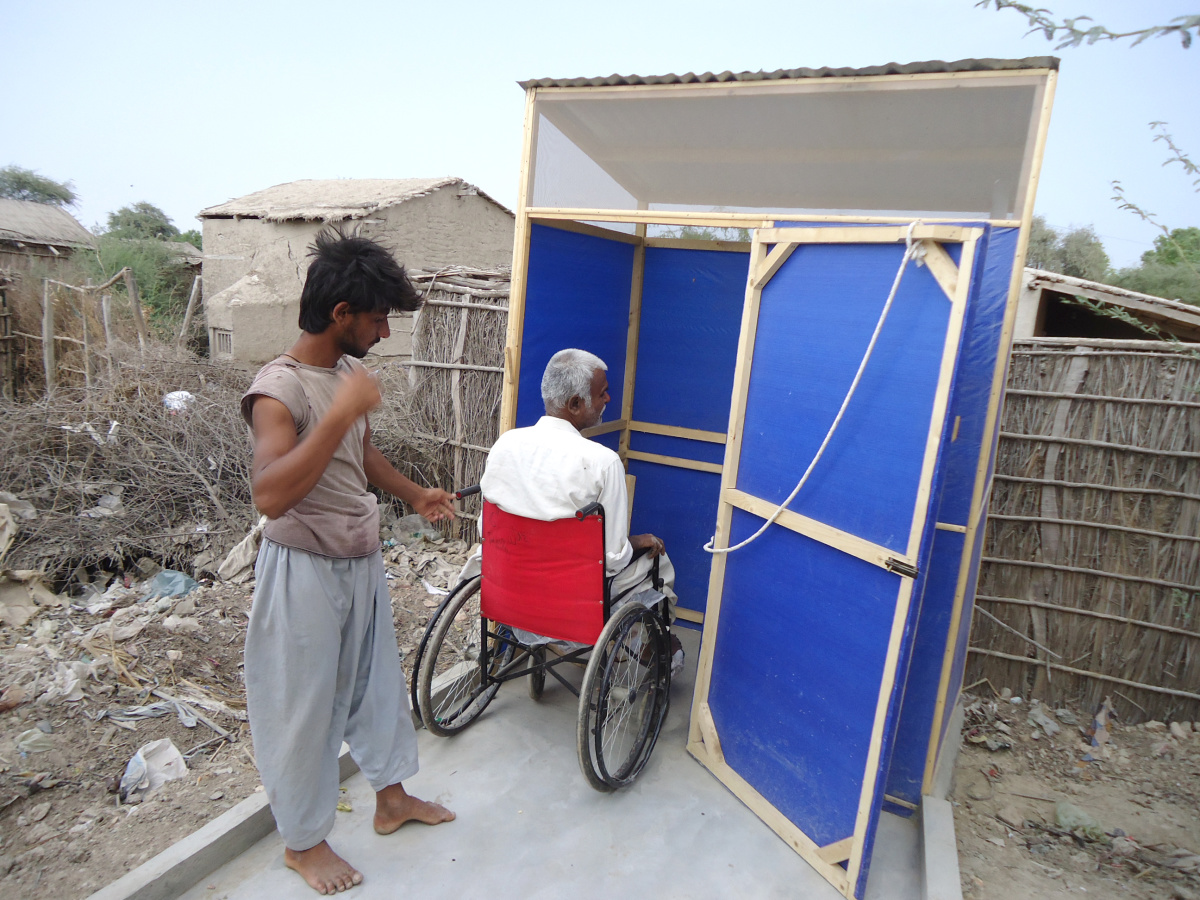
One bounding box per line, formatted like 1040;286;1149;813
705;222;925;555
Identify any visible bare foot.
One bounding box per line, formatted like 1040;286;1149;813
373;782;456;835
284;841;363;895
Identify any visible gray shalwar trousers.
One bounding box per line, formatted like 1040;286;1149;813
245;539;419;851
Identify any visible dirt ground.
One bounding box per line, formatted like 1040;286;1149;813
0;537;469;900
953;691;1200;900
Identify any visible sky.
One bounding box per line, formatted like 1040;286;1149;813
2;0;1197;267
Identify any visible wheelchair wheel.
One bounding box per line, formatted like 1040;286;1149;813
576;603;671;792
527;646;546;700
417;576;513;736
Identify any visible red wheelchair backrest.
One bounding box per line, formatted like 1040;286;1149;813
480;500;606;645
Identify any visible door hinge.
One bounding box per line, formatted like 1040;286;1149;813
885;557;919;579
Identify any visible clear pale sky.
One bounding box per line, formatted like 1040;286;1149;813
3;0;1196;267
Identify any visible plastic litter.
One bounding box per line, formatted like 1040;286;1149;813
105;699;199;729
15;729;55;754
163;391;196;412
1055;801;1106;840
119;738;187;802
140;570;199;602
392;514;442;546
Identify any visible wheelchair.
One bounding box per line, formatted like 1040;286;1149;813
411;486;673;791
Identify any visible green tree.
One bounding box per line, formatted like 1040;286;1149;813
1023;216;1110;281
105;202;181;241
1141;226;1200;267
0;165;77;207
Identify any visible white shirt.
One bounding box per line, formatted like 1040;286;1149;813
480;416;632;574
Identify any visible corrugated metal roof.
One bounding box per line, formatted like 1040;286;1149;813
0;198;96;248
198;177;512;221
519;57;1058;89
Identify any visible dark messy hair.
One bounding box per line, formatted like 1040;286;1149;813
297;227;422;333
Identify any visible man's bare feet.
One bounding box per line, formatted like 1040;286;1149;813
373;782;456;835
284;841;363;895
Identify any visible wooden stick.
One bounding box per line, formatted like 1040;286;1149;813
1006;388;1200;411
967;648;1200;702
980;557;1198;593
989;513;1200;544
41;280;55;394
975;595;1199;640
403;360;504;373
423;298;509;311
121;269;148;352
992;473;1200;503
999;431;1200;461
973;605;1062;657
176;274;202;347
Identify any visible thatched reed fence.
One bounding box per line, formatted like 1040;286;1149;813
968;338;1200;723
386;266;509;540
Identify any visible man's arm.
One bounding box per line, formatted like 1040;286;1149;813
249;367;380;519
363;423;455;523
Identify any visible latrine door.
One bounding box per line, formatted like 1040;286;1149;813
689;225;982;899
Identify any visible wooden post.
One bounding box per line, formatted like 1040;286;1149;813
41;279;56;395
81;288;92;391
450;305;470;490
101;293;115;382
177;274;202;347
122;269;148;352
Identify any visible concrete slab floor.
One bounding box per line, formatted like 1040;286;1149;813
179;628;920;900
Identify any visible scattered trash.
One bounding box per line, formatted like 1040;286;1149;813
80;493;125;519
0;570;65;628
1082;697;1116;762
140;569;199;602
1054;708;1078;726
422;578;449;597
119;739;187;802
15;729;55;754
217;515;267;583
104;699;200;730
1055;801;1105;841
392;514;442;547
1028;704;1061;738
59;420;120;447
28;801;51;823
163;615;202;635
0;684;27;713
163;391;196;413
0;492;38;521
1169;721;1190;740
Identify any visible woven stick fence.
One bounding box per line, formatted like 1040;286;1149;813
370;267;509;541
968;339;1200;723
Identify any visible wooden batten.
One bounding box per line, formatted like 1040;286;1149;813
923;68;1058;794
499;90;539;434
629;420;727;443
688;235;769;750
625;450;723;475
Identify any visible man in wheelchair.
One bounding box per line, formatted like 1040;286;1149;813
414;349;683;791
477;348;683;670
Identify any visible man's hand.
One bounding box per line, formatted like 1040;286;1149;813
333;367;382;422
413;487;456;524
630;533;665;558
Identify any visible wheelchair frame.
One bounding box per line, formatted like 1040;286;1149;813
412;487;673;791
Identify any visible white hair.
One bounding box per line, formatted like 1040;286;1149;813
541;348;607;412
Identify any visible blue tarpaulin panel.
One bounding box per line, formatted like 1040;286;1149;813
736;243;954;551
882;227;1018;805
517;225;635;427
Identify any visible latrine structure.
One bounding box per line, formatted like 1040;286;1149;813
499;59;1058;898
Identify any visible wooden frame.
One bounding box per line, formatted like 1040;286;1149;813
687;224;980;898
921;69;1058;795
500;66;1057;899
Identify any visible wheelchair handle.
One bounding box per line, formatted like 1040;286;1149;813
576;501;604;519
455;485;482;500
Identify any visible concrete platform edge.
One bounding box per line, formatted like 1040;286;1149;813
919;796;963;900
86;747;361;900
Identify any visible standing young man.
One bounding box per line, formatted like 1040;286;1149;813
241;229;455;894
